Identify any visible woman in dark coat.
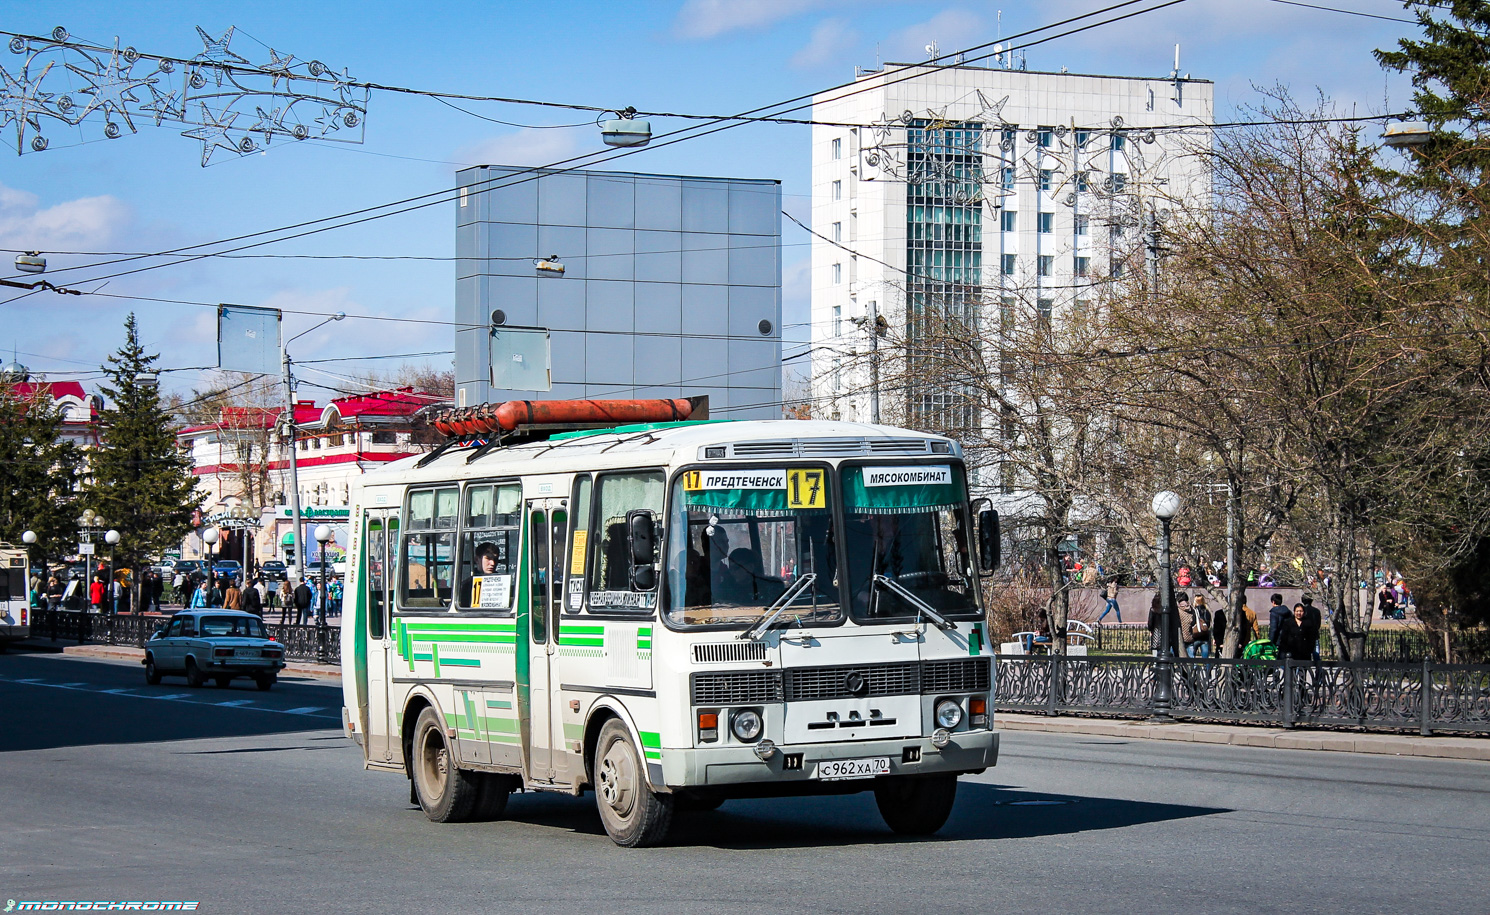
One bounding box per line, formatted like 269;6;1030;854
1276;603;1314;661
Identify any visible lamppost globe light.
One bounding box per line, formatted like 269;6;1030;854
314;524;333;544
202;527;220;546
81;509;95;524
22;530;36;544
104;529;120;545
1151;490;1183;520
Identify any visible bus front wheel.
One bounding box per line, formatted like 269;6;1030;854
412;706;479;823
593;719;673;847
874;774;958;836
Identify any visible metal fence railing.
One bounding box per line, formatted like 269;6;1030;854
1069;623;1487;664
995;654;1490;736
29;609;340;665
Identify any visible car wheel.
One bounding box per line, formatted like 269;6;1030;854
214;676;232;689
411;706;479;823
144;655;161;685
873;774;958;836
185;657;205;688
254;674;275;691
593;719;673;847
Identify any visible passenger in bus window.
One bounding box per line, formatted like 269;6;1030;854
460;541;502;608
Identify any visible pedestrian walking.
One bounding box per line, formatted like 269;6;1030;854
1300;596;1322;661
329;576;344;618
1189;594;1212;658
223;578;242;611
89;574;105;613
278;580;295;624
293;578;313;626
190;579;211;609
45;575;65;611
1267;593;1288;643
242;577;264;616
1097;579;1122;624
1276;603;1313;661
1176;592;1203;658
1147;593;1164;656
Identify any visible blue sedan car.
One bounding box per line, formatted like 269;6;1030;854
144;610;286;690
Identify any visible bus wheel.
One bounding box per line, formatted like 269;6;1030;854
593;719;672;847
412;706;478;823
874;774;958;836
473;773;516;821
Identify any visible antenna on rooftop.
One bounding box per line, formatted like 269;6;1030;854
926;40;940;61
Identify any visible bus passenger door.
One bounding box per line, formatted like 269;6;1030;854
363;509;397;763
521;498;570;785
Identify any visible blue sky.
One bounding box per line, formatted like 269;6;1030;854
0;0;1421;403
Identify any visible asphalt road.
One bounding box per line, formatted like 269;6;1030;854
1;649;1485;915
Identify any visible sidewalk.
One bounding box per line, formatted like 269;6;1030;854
57;643;342;681
997;712;1490;762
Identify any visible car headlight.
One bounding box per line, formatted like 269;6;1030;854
935;698;964;729
731;708;763;742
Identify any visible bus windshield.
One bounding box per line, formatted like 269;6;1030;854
840;464;981;623
665;468;842;629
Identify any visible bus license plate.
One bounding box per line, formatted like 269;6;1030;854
814;757;890;781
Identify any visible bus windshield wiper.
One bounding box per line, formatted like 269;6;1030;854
738;573;818;642
873;574;956;631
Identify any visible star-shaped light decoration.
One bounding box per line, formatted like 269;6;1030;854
180;102;242;165
139;78;184;126
260;49;296;90
191;26;249;87
0;60;56;154
249;105;284;143
64;40;156;135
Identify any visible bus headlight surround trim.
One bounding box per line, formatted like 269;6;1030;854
753;738;778;761
934;698;964;730
731;708;763;742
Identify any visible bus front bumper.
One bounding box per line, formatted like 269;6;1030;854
661;729;998;788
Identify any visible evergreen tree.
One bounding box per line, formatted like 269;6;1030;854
86;314;201;578
0;377;84;574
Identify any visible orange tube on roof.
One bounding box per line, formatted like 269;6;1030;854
494;398;695;431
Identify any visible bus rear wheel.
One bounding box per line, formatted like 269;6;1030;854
874;774;958;836
593;719;672;847
412;706;479;823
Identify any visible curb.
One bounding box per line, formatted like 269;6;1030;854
58;644;342;680
995;712;1490;762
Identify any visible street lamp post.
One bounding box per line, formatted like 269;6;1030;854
314;523;332;663
1151;490;1183;722
282;313;346;586
104;529;120;614
202;527;220;605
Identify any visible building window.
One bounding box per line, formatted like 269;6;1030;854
1075;129;1090;148
1075;215;1090;236
371;430;396;445
1001;210;1017;232
1038;128;1053;148
1038;212;1054;234
1112;259;1126;278
832;137;842;159
1113;132;1127;151
1039;169;1053;191
1112;173;1127;194
1038;255;1053;277
832;221;842;242
832;180;842;200
1001;254;1017;276
1001;126;1017;149
1002;167;1015;190
832;305;842;337
1075;256;1091;276
832;263;842;284
1076;172;1089;192
1037;298;1053;327
1112;222;1127;239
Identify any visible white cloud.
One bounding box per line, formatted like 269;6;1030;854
673;0;834;39
791;18;861;70
0;182;131;251
452;129;586;168
882;9;985;64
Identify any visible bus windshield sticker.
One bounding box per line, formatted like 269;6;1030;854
473;574;513;609
684;469;786;491
570;530;588;574
589;590;657;609
862;465;952;487
786;468;826;508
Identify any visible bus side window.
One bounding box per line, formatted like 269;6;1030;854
587;471;664;611
457;483;520;612
566;476;592;613
402;486;457;610
367;519;385;639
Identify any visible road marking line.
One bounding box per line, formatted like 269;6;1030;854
217;700;256;707
0;675;339;720
284;707;324;715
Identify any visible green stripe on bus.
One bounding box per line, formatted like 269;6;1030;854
486;699;512;710
559;625;606;635
559;638;604;647
486;717;520;734
401;622;518;632
430;643;441;677
638;731;661;749
442;658;481;668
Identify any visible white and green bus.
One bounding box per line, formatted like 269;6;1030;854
341;407;1001;846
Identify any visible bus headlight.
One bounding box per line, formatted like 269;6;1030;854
731;708;763;742
934;698;964;729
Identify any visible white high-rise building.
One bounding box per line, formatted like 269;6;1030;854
810;62;1213;431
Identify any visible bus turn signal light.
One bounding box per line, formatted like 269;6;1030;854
698;711;719;742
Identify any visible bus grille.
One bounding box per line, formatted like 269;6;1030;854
691;670;784;705
784;662;921;701
922;657;991;693
693;641;768;664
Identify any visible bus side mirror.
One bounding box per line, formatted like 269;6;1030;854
974;501;1000;576
626;509;657;591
